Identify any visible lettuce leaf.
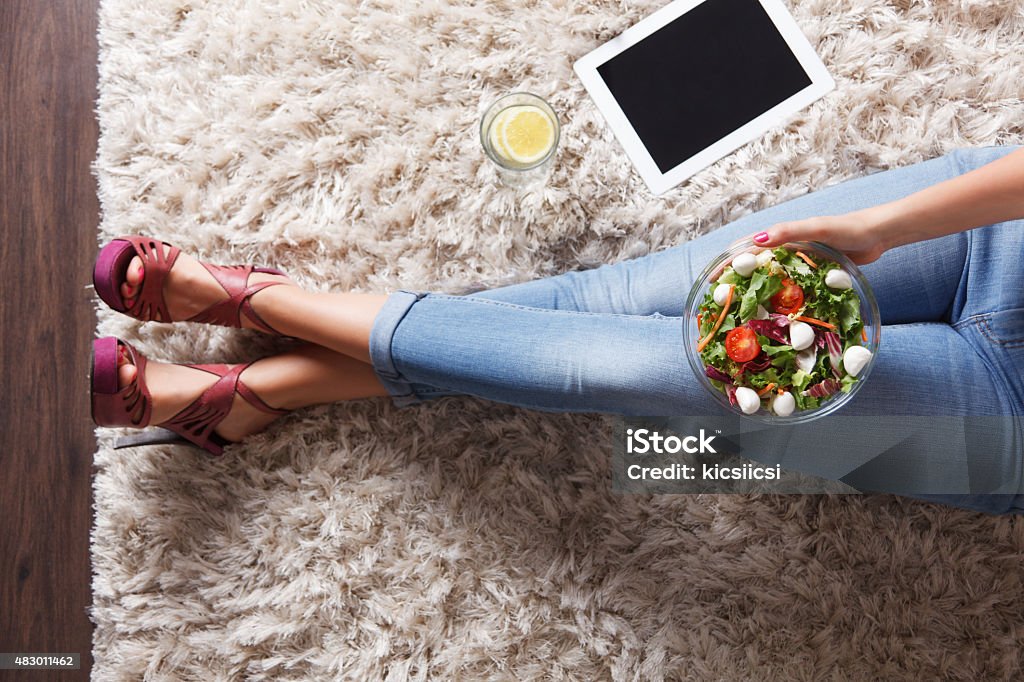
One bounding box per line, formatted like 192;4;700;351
762;343;794;356
790;370;814;392
757;274;784;306
775;248;813;278
769;348;796;369
839;297;861;335
794;392;820;411
746;368;781;389
738;269;767;321
700;339;728;366
717;267;742;285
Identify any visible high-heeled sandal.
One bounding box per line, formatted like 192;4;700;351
93;235;290;334
90;336;287;456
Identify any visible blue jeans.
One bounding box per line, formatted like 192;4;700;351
369;147;1024;514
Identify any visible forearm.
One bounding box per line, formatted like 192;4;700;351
866;147;1024;250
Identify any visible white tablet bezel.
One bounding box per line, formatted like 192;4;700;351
574;0;834;195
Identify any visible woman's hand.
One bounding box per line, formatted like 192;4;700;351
747;147;1024;265
748;206;892;265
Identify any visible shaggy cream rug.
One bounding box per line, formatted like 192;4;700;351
92;0;1024;679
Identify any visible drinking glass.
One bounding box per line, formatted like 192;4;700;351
480;92;560;188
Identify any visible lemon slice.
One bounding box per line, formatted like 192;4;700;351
488;108;516;161
489;105;555;166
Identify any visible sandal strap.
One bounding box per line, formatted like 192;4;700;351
112;341;153;427
186;263;287;334
234;368;289;416
120;236;181;323
122;343;153;427
159;363;286;454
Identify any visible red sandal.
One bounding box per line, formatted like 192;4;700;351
90;336;287;456
93;236;290;334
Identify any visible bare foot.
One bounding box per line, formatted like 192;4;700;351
119;244;293;327
115;345;283;444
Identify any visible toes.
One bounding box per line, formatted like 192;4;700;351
120;256;145;303
125;256;145;287
117;362;137;389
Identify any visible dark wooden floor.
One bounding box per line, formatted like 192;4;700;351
0;0;99;679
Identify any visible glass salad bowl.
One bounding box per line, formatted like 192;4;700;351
683;238;881;424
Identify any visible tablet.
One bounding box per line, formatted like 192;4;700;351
574;0;834;195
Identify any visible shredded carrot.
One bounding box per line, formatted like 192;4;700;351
777;387;786;395
757;383;777;397
794;315;837;330
861;327;868;342
795;251;818;269
696;313;703;328
696;285;734;352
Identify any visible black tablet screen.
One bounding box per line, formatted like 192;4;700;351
596;0;812;173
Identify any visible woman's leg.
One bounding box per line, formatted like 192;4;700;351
113;298;1017;416
467;147;1019;325
242;285;1014;417
114;342;389;443
115;304;1022;512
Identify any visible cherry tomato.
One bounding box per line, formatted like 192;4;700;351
725;326;761;363
771;278;804;315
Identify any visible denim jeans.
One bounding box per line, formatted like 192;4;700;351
369;147;1024;514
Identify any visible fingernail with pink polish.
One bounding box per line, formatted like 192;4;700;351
753;231;769;244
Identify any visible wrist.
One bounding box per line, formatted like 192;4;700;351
859;202;907;252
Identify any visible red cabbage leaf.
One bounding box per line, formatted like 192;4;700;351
705;365;734;384
803;378;841;398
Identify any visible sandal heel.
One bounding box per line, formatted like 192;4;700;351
113;428;189;450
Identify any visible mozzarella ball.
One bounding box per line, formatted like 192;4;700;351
842;345;873;377
732;252;757;277
789;321;815;351
713;282;733;306
825;268;853;290
771;391;796;417
755;304;769;320
735;386;761;415
755;250;774;268
795;347;817;374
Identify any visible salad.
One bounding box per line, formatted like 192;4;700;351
695;246;873;416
